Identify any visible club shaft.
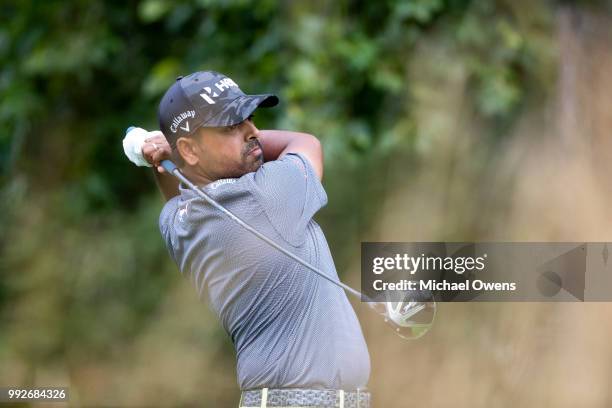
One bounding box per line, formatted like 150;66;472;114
163;160;368;301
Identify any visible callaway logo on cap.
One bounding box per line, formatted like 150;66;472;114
158;71;279;146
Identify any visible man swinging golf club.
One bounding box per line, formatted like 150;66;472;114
124;71;371;408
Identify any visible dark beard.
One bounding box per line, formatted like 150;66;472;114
243;139;264;172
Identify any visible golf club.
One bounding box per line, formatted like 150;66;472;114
130;127;436;339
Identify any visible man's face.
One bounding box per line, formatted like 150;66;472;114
182;115;263;180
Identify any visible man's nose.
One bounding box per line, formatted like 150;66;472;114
244;119;259;140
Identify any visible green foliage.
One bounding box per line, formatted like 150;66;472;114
0;0;554;186
393;0;445;23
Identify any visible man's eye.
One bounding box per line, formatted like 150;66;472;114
224;115;253;132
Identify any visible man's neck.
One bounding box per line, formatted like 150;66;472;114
181;166;214;188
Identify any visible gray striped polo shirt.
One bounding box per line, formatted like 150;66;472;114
159;153;370;390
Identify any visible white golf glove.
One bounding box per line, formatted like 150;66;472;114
123;126;153;167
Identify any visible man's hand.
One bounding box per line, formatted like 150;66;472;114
141;131;172;173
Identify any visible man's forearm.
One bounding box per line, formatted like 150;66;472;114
153;168;180;201
259;130;324;178
259;130;316;161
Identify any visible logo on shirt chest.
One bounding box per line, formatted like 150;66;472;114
178;202;189;222
208;178;236;189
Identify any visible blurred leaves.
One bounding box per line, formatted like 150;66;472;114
0;0;557;188
138;0;172;23
392;0;444;23
470;65;522;117
143;58;182;98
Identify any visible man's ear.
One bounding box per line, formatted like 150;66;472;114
176;137;199;166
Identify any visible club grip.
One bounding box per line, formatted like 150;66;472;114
161;159;177;173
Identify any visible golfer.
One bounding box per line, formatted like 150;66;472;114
126;71;370;408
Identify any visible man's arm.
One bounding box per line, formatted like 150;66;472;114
152;168;180;201
135;128;323;200
141;131;180;201
258;130;324;180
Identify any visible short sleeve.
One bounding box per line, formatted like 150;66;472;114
247;152;328;246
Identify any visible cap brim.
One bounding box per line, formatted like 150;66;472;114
204;94;279;127
253;93;279;108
